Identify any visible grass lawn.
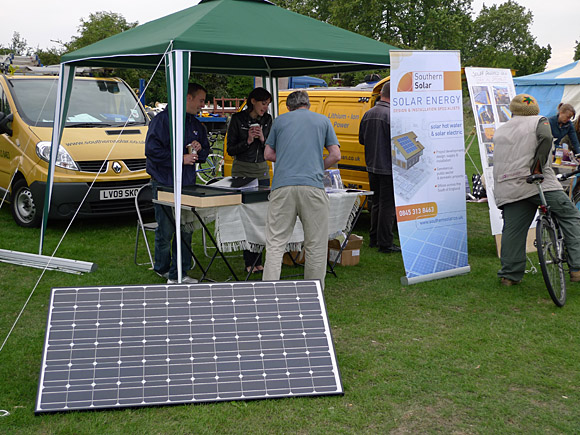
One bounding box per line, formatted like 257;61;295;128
1;140;579;433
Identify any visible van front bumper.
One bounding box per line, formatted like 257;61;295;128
29;179;151;220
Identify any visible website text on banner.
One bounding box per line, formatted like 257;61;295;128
390;50;470;285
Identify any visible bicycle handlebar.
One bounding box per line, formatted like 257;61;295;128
556;166;580;181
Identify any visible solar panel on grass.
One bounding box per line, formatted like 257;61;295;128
36;281;343;413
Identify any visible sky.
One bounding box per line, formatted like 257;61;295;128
1;0;577;71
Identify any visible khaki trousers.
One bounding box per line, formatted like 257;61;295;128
263;186;329;288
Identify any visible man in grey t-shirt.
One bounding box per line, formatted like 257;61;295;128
262;90;341;288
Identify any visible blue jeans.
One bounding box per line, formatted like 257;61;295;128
151;180;193;280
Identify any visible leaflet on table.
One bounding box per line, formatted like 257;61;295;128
208;176;259;190
390;50;470;284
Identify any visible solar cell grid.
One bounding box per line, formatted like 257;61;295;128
400;224;469;278
399;137;417;153
36;281;342;414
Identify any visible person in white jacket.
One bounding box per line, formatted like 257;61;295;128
493;94;580;286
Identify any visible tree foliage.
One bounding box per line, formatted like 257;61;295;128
273;0;333;21
36;47;65;66
273;0;549;76
463;0;550;75
0;32;32;56
574;40;580;62
60;11;252;103
272;0;472;52
65;12;137;53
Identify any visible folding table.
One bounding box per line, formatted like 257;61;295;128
155;186;370;282
154;184;270;282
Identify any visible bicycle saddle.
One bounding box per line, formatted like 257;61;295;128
526;174;544;184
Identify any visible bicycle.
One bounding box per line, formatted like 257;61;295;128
196;131;225;184
527;166;580;307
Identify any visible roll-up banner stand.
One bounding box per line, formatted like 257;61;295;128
390;50;470;285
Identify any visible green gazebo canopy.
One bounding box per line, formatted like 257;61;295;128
44;0;397;279
61;0;396;75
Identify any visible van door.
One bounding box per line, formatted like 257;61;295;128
322;95;371;189
0;84;15;196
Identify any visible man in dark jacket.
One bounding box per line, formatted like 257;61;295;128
358;83;400;253
145;83;210;284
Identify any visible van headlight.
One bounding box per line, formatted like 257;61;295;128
36;142;79;171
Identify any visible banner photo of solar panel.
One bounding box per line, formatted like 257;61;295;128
389;50;470;285
464;67;516;236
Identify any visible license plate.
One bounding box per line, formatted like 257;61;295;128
99;187;139;200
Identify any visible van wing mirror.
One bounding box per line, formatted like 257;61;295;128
0;112;13;136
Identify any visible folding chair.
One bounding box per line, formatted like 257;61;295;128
134;183;157;267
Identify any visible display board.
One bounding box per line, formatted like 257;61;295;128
465;67;517;235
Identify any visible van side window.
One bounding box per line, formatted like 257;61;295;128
0;87;11;116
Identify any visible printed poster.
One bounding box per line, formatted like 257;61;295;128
464;67;516;235
390;50;470;284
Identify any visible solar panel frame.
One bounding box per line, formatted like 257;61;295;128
35;280;343;414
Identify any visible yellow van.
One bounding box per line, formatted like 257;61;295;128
223;77;388;191
0;73;150;227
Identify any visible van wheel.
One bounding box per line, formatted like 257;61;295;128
11;179;42;228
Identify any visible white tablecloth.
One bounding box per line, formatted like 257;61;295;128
214;191;361;253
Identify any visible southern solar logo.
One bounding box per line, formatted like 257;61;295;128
397;71;461;92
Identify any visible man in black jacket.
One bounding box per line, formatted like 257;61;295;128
145;83;210;283
358;83;400;253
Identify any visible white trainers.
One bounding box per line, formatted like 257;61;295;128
167;276;198;284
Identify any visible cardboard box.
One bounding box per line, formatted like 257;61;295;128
282;250;305;266
158;188;241;208
328;234;363;266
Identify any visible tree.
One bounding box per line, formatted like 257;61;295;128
376;0;472;51
272;0;333;22
410;0;472;51
326;0;394;42
65;12;137;53
574;40;580;61
272;0;472;59
1;32;31;56
36;47;65;66
55;11;253;104
464;1;550;75
58;12;162;102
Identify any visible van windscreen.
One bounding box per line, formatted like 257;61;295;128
8;78;147;128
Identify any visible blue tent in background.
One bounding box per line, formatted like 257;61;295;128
514;61;580;116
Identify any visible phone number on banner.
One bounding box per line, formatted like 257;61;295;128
396;202;438;222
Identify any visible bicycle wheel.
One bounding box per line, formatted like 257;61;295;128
536;216;567;307
196;153;224;184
